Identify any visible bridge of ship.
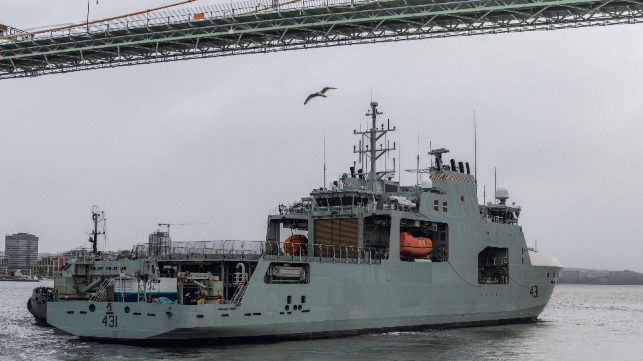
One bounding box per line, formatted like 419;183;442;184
1;0;642;79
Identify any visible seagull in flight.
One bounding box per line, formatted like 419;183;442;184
304;87;337;105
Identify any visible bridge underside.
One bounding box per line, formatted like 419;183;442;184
1;0;642;80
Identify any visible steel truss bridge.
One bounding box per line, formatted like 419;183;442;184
1;0;642;80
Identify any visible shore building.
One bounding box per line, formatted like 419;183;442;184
33;256;69;277
5;233;39;270
0;252;8;275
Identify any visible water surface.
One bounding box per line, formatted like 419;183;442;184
1;281;641;360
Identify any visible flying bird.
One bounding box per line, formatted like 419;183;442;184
304;87;337;105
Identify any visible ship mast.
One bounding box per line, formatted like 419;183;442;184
354;102;396;190
88;206;105;255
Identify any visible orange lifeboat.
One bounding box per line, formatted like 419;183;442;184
284;234;308;254
399;232;432;258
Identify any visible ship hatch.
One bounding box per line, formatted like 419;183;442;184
478;247;509;284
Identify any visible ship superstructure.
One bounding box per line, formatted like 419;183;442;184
39;102;562;341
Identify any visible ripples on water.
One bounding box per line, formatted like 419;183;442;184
1;281;641;360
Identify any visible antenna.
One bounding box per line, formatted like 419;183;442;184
416;154;420;186
323;136;326;188
484;185;486;204
399;122;401;183
88;206;105;255
474;110;477;182
353;102;395;189
417;128;420;186
430;141;433;167
494;167;497;203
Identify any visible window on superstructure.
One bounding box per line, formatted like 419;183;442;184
342;197;353;206
434;200;439;211
316;198;328;207
443;201;448;212
328;197;341;207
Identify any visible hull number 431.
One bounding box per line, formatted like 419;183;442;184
102;315;117;327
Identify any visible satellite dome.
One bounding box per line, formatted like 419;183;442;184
421;177;432;190
496;187;509;204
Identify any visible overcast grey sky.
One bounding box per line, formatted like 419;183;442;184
2;0;643;271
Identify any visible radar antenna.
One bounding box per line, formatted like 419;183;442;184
428;148;450;171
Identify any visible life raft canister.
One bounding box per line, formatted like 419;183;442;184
284;234;308;254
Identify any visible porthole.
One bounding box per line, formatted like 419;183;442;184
285;305;290;311
298;305;302;310
124;306;130;313
89;304;96;312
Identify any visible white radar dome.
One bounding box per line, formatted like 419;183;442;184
496;187;509;203
385;167;396;180
421;177;433;190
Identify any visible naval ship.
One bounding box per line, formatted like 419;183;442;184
35;102;563;341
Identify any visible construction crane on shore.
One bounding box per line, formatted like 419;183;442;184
157;223;206;236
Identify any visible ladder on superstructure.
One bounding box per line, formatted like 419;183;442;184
89;278;114;302
230;274;248;305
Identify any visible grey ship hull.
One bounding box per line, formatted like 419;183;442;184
47;252;561;341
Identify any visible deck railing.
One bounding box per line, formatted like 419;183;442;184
264;242;387;264
130;239;388;264
1;0;380;44
131;240;264;259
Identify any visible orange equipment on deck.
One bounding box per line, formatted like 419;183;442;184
284;234;308;254
399;232;432;258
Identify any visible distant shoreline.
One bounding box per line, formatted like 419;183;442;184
0;278;39;282
558;279;643;286
560;268;643;285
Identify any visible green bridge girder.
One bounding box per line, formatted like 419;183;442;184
0;0;641;80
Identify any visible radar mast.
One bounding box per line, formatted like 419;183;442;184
88;206;105;255
353;102;396;190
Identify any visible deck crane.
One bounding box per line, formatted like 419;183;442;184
157;223;206;237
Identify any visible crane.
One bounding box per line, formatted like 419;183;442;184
157;223;206;236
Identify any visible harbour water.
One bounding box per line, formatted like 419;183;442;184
1;280;641;360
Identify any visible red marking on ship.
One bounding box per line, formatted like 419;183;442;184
429;174;475;184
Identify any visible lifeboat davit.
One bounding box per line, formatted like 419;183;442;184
399;232;432;258
284;234;308;254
